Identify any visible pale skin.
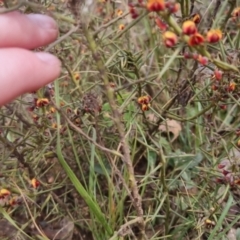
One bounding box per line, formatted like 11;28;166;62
0;11;61;106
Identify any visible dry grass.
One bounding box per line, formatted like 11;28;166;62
1;0;240;239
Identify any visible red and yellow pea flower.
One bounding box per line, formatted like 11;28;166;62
163;31;178;48
147;0;165;12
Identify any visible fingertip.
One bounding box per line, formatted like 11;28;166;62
0;11;59;49
26;14;58;31
31;52;61;89
0;49;61;105
29;52;62;90
34;52;61;72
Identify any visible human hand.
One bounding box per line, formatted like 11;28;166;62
0;11;61;106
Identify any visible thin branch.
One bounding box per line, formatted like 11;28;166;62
93;12;129;38
52;101;123;158
45;25;79;52
108;217;143;240
82;21;146;239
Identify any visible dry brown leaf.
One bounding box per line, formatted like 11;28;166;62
147;113;157;123
159;119;182;142
147;114;182;142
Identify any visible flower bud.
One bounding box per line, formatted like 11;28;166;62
188;33;204;46
197;55;208;65
0;189;10;198
31;178;40;189
191;13;201;24
206;29;222;43
165;2;179;13
155;17;168;31
183;52;192;59
211;85;218;91
232;7;240;18
129;5;139;19
142;104;150;111
214;69;223;81
35;98;50;108
163;31;178;48
228;81;236;92
116;9;123;17
138;96;151;105
119;24;125;31
182;20;197;35
147;0;165;12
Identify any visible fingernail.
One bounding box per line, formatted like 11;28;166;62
27;14;58;30
35;52;61;66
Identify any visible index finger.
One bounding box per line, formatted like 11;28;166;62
0;11;58;49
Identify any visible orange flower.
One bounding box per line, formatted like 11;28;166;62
182;20;197;35
163;31;178;48
51;122;58;129
35;98;49;108
206;29;222;43
147;0;165;12
49;107;56;113
191;13;201;24
205;219;215;227
119;24;125;30
0;189;10;198
232;7;240;18
73;72;80;80
137;95;151;105
116;9;123;16
188;33;204;46
31;178;40;189
142;104;151;111
228;81;236;92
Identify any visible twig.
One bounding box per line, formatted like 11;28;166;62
13;183;47;238
113;11;149;41
4;104;33;128
52;101;123;158
158;148;170;236
45;25;79;52
0;135;35;178
82;22;146;239
93;12;129;38
108;217;143;240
